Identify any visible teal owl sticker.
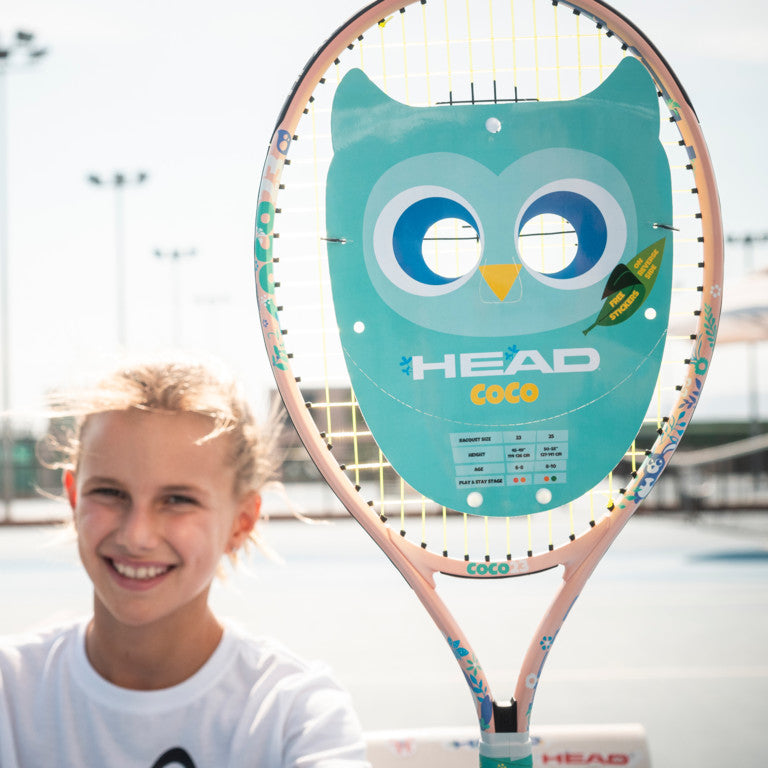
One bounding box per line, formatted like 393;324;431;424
326;57;672;518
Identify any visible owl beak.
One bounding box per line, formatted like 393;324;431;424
479;264;522;301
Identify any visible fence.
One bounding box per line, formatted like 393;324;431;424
2;422;767;523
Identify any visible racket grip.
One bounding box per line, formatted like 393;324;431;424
479;758;532;768
479;733;533;767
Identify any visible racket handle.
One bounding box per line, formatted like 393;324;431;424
479;733;533;767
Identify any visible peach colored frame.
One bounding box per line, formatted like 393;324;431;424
255;0;723;745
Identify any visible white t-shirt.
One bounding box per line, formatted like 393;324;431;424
0;621;370;767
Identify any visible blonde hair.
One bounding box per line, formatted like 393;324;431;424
43;359;280;500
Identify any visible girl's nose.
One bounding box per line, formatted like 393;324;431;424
115;503;160;552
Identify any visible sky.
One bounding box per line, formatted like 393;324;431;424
2;0;768;430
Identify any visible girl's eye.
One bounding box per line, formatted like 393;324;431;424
165;494;198;507
90;487;126;500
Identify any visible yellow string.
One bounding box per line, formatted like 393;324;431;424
401;9;410;104
510;0;518;91
463;513;469;560
607;471;615;510
488;0;498;88
532;0;541;100
379;448;386;517
443;0;453;98
575;8;583;95
597;15;605;82
527;514;533;556
421;0;432;105
350;391;361;488
400;477;406;533
380;13;388;90
547;509;553;550
553;0;561;101
465;0;475;91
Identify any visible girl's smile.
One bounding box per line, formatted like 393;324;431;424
105;557;176;590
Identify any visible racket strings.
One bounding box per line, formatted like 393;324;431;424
420;1;434;104
269;0;709;563
298;378;603;554
358;17;616;107
304;396;622;557
297;368;650;558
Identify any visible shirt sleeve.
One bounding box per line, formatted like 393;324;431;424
274;665;371;768
0;660;22;768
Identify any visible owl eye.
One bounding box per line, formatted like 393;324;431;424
516;180;627;290
373;186;483;296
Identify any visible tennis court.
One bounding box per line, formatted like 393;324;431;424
2;498;766;767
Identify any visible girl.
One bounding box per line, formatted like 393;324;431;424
0;360;370;767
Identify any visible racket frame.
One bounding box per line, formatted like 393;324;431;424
255;0;723;758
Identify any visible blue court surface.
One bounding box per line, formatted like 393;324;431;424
1;497;766;767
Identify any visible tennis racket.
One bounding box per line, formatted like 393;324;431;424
255;1;722;765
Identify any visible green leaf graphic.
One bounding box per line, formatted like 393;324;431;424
630;237;666;292
583;284;646;335
601;263;640;299
583;237;666;335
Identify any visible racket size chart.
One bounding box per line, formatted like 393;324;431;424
450;430;568;489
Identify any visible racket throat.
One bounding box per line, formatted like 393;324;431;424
491;698;519;732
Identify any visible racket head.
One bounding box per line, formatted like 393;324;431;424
255;0;722;743
256;0;722;568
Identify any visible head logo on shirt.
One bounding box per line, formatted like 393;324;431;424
151;747;196;768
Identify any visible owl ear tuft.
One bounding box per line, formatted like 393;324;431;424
584;56;660;125
331;69;404;151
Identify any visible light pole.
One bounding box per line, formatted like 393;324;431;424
0;30;48;522
87;171;149;348
153;248;196;346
